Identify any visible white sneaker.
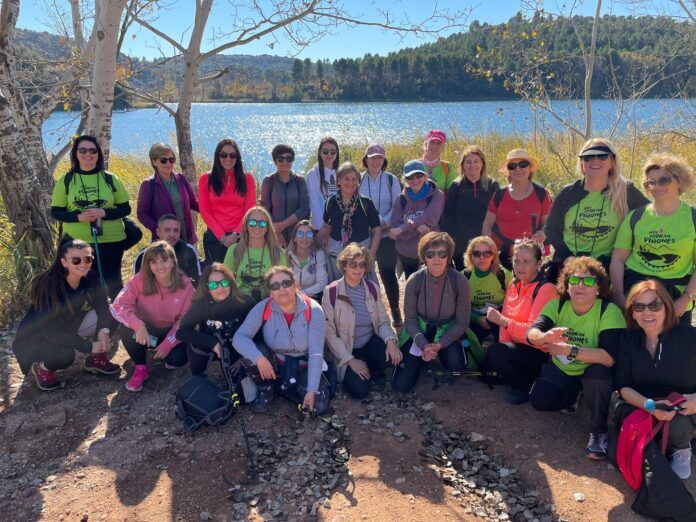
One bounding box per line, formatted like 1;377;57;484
670;448;692;479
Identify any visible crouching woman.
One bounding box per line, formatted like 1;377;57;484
323;243;401;399
232;266;331;414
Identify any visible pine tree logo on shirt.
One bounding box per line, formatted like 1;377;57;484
637;230;680;269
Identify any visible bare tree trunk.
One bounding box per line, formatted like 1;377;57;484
584;0;603;139
85;0;126;165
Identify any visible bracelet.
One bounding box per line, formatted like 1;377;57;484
643;398;656;413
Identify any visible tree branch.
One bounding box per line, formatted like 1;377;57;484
116;81;176;116
197;66;229;84
125;4;185;53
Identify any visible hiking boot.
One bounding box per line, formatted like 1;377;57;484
250;383;274;413
32;363;61;391
83;353;121;375
125;364;149;392
504;388;529;405
670;448;692;479
586;432;608;460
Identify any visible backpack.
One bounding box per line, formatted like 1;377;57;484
261;293;312;324
464;269;507;295
629;204;696;247
327;279;378;307
617;392;687;490
175;375;235;432
492;181;547;208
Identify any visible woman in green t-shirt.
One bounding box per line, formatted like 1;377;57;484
526;257;626;461
610;153;696;324
50;135;132;300
463;235;512;343
223;206;286;302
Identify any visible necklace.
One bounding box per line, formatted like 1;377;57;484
508;184;531;214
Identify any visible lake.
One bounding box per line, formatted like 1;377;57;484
43;99;693;172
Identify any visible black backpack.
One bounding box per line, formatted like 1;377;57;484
175;375;235;431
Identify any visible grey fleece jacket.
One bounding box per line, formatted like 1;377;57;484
232;293;326;392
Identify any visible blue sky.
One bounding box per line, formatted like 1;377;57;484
18;0;682;61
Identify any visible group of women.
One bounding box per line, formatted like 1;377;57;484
13;131;696;481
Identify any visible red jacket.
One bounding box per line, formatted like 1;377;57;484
499;278;558;344
198;171;256;239
111;272;194;355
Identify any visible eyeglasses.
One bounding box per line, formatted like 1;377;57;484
276;155;294;163
206;279;231;290
507;160;530;170
643;176;674;189
70;255;94;265
632;300;663;312
296;230;314;239
425;250;448;260
581;154;610;162
77;147;98;155
405;172;426;180
472;250;493;259
158;157;176;164
347;260;368;269
321;148;337;155
248;219;268;228
567;275;597;287
269;279;294;291
219;152;238;159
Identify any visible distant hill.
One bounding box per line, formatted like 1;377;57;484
15;13;695;106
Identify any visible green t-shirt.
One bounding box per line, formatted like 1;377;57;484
467;267;513;314
51;171;129;243
538;298;626;377
426;161;455;192
562;191;619;258
615;202;696;281
223;244;286;299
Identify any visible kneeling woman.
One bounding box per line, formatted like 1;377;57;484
323;244;401;399
112;241;194;392
176;263;255;376
393;232;470;393
13;236;120;390
232;267;331;414
482;240;558;404
526;257;626;461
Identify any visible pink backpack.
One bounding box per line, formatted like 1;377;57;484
617;392;686;490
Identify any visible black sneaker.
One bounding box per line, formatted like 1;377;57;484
504;388;529;405
586;432;608;461
250;383;274;413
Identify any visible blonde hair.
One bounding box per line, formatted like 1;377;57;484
463;236;503;275
141;240;185;295
643;153;693;195
231;206;284;272
577;138;629;220
458;145;490;189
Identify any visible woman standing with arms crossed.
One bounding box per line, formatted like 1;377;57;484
51;136;131;300
199;138;256;264
306;137;340;233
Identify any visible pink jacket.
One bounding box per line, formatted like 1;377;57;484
111;272;194;355
499;279;558;344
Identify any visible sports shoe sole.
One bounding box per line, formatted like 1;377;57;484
586;450;608;461
83;364;121;376
32;368;61;391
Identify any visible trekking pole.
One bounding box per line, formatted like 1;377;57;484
91;224;107;290
219;341;257;478
426;369;498;390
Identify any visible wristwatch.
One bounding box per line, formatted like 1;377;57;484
688;292;696;302
99;328;110;335
566;345;579;361
643;398;656;413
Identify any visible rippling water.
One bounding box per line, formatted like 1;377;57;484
43;99;693;173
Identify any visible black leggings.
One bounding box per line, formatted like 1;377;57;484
392;340;465;393
343;334;388;399
469;320;500;344
203;229;229;265
484;342;547;392
398;254;420;281
188;344;240;376
121;323;188;367
91;240;125;300
375;238;400;319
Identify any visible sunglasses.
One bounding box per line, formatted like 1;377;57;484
632;300;664;313
206;279;231;290
581;154;610;162
296;230;314;239
507;160;530;170
643;176;674;189
70;255;94;265
321;148;338;155
248;219;268;228
219;152;238;159
425;250;448;260
76;147;98;155
472;250;493;259
348;260;368;269
269;279;294;291
276;155;294;163
567;275;597;287
158;157;176;164
405;172;426;180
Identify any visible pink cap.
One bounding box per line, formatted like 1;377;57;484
426;130;446;143
365;144;386;158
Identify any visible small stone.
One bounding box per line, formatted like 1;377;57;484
451;448;465;460
393;431;404;437
199;511;212;520
323;500;331;509
46;475;57;483
421;402;436;411
469;432;486;443
573;492;586;502
395;477;406;485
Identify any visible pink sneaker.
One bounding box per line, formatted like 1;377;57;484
125;364;149;392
